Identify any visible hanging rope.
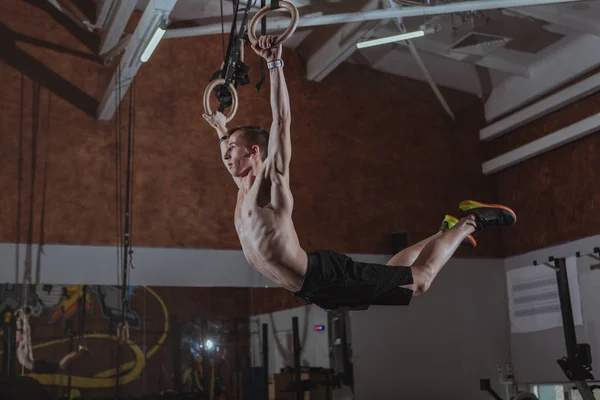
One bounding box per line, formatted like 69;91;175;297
115;76;137;395
23;80;41;313
115;65;123;288
17;78;43;376
16;73;25;302
35;90;52;284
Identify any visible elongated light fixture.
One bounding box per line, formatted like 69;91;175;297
356;24;439;49
141;23;168;62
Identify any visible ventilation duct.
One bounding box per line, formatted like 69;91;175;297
449;32;511;56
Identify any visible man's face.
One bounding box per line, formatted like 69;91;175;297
224;131;256;177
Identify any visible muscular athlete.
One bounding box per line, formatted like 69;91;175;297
202;35;516;310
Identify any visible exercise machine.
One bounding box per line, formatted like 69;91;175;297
534;253;596;400
482;247;599;400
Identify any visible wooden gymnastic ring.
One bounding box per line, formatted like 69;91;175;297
203;78;239;123
248;1;299;46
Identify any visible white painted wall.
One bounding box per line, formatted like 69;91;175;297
347;254;511;400
0;242;272;287
249;305;330;373
504;234;600;384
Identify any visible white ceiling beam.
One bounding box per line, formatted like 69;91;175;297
404;38;455;120
481;112;600;175
98;0;138;55
480;70;600;141
484;34;600;121
507;5;600;36
97;0;177;121
46;0;100;31
94;0;115;27
304;0;384;82
164;0;582;39
389;9;455;120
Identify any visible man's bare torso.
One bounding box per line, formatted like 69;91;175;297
234;159;307;292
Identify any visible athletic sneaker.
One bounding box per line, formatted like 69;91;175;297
458;200;517;231
440;214;477;248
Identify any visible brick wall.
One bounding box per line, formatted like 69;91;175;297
484;89;600;255
0;0;500;258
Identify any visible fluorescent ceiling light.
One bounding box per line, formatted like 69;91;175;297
141;24;167;62
356;24;439;49
357;30;424;48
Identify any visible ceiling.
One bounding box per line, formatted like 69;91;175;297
88;0;600;121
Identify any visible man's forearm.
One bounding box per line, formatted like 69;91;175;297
215;124;229;160
270;66;291;122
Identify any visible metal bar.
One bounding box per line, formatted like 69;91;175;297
292;316;302;400
261;323;269;400
401;24;455;119
67;330;73;399
174;322;182;393
555;257;578;361
99;0;138;55
97;0;177;121
234;319;240;400
202;320;211;399
165;0;581;39
574;381;596;400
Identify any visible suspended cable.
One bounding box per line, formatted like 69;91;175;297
115;65;123;288
116;77;137;395
16;73;25;301
35;90;52;284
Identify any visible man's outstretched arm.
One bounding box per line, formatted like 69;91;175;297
253;36;291;176
202;111;242;189
268;60;292;176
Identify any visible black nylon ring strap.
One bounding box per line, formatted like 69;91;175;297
255;0;267;92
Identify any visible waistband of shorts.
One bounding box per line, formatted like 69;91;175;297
295;251;320;297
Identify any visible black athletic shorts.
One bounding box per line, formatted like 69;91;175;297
294;250;414;310
32;359;60;374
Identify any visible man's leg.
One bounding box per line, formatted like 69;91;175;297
386;214;477;267
401;216;477;295
386;231;443;267
401;200;517;296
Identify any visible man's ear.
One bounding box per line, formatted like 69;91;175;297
251;145;260;156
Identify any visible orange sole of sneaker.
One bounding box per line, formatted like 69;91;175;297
466;234;477;248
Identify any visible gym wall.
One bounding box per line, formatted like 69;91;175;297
504;233;600;384
483;71;600;256
349;255;511;400
249;306;330;374
0;0;501;262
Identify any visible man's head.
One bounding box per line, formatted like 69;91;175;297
224;125;269;177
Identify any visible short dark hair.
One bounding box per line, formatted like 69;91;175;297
228;125;269;161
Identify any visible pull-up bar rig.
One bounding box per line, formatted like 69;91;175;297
202;0;299;122
529;248;599;400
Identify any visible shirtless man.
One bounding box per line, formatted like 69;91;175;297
202;35;516;310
